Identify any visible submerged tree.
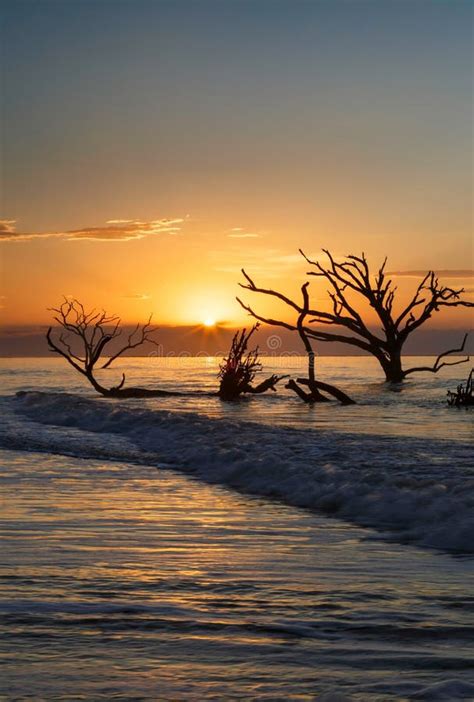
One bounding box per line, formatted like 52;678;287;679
238;250;472;383
218;324;287;400
237;285;355;404
447;369;474;407
46;298;183;397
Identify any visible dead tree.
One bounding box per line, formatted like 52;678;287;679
46;298;185;397
447;369;474;407
238;285;355;404
218;324;287;400
238;250;472;383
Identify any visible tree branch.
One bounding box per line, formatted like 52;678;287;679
403;334;470;377
101;315;160;368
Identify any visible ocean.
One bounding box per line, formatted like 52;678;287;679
0;357;473;701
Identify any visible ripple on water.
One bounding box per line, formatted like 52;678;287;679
1;450;473;700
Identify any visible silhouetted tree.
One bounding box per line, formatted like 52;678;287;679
237;284;355;404
238;250;472;383
447;369;474;407
218;323;287;400
46;298;183;397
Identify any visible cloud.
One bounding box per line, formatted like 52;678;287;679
122;293;151;300
228;233;260;238
0;221;16;233
227;227;260;239
0;218;184;242
387;269;474;279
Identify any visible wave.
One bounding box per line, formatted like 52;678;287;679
4;391;474;554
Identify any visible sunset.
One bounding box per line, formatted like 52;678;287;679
1;1;473;700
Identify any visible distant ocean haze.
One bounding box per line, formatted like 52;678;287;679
0;324;472;357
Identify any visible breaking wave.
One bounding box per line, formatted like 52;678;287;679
4;391;474;554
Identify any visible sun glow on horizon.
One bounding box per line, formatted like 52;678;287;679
202;317;217;328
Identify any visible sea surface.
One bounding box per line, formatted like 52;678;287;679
0;357;473;701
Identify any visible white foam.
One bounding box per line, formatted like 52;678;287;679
8;391;474;554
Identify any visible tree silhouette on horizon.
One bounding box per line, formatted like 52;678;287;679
238;249;472;383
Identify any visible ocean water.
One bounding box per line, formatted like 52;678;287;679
0;357;473;700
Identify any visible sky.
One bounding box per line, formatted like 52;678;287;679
0;0;472;348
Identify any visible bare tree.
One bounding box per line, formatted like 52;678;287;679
447;369;474;407
218;324;287;400
238;285;355;404
238;250;472;383
46;298;183;397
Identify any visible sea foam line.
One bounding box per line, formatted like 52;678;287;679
6;391;474;554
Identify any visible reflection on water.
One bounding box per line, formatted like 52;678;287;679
0;356;472;441
1;450;473;701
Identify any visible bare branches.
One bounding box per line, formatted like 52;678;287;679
236;297;297;332
239;269;303;313
447;369;474;407
238;250;472;384
238;275;355;404
102;315;160;369
301;249;396;343
397;272;470;340
218;324;262;400
46;326;86;376
403;334;470;377
218;324;287;400
46;297;161;396
291;280;355;404
246;374;289;394
48;298;123;376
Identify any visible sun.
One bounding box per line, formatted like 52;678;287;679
202;317;216;328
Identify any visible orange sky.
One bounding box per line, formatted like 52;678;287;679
1;1;472;332
1;216;472;330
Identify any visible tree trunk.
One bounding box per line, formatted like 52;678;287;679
85;372;110;396
379;348;405;383
297;378;356;404
84;372;191;398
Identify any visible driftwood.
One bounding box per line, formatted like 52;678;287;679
218;324;287;400
447;369;474;407
237;250;472;383
238;282;355;404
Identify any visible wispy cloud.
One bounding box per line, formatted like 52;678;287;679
227;227;260;239
0;218;184;242
228;233;260;238
0;221;16;235
387;269;474;279
122;293;151;300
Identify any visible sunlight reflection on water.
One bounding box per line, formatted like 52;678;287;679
1;450;473;701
